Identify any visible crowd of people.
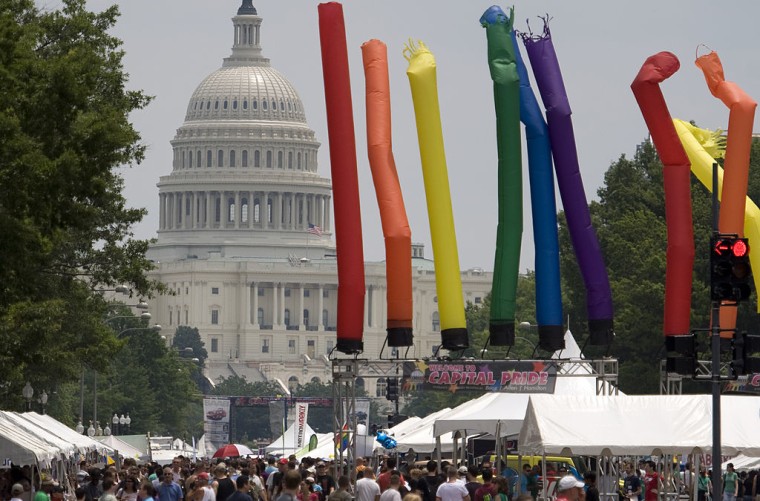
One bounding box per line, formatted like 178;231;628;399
2;455;757;501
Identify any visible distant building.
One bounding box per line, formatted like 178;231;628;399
147;1;492;396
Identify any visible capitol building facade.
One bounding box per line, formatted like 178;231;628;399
146;0;492;397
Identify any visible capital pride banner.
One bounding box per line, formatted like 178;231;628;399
402;360;557;394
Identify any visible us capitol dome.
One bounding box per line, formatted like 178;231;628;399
146;0;492;393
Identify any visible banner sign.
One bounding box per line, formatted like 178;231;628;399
295;402;309;449
203;397;231;451
723;373;760;394
402;360;557;394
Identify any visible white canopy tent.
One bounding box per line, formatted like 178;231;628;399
295;432;337;460
432;329;608;440
265;422;317;455
518;394;760;456
0;413;63;467
722;454;760;471
95;435;147;460
0;411;78;459
22;412;111;456
379;408;454;454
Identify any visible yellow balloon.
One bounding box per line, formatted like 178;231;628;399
404;40;467;347
674;118;760;312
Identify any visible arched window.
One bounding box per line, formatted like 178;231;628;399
277;151;283;168
241;198;248;223
185;197;191;216
182;151;186;168
233;99;238;110
214;197;221;223
376;378;386;397
297;152;302;169
263;100;268;110
254;199;260;223
280;100;284;111
207;150;212;167
284;309;291;326
243;99;248;110
253;99;257;110
206;100;211;110
303;309;310;327
254;150;261;167
217;150;224;167
432;311;440;332
322;309;328;328
188;151;193;168
304;152;308;170
288;375;298;392
229;150;236;167
356;377;365;391
266;151;272;168
288;151;293;169
223;99;228;110
228;198;235;222
196;150;201;167
271;100;276;110
311;376;321;384
257;307;264;325
242;150;248;167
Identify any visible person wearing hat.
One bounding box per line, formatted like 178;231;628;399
267;459;289;500
556;475;586;501
35;475;55;501
456;468;468;486
314;463;335;500
11;484;25;501
191;472;217;501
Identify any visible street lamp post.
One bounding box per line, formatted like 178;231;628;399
22;382;33;411
39;390;48;414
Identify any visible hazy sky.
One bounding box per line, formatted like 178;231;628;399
72;0;760;272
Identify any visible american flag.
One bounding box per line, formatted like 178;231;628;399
307;223;322;236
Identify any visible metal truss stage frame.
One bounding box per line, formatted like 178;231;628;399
329;356;619;470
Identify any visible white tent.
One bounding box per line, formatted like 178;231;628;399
265;422;317;455
95;435;147;460
519;394;760;456
0;413;63;467
22;412;111;456
381;408;454;454
0;411;78;459
722;454;760;471
433;373;599;439
295;432;337;460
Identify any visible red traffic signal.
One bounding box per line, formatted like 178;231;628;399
710;235;752;302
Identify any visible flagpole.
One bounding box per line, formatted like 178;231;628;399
306;225;310;261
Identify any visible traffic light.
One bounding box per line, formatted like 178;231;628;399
387;413;408;428
665;334;696;375
732;333;760;376
710;235;752;302
385;377;398;401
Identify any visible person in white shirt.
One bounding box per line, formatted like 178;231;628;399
379;475;402;501
436;468;470;501
356;469;381;501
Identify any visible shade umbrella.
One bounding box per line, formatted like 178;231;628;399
212;443;254;458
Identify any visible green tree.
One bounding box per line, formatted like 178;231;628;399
0;0;160;413
172;326;208;364
562;138;760;394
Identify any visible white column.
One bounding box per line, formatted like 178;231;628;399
234;191;241;229
168;193;174;229
298;285;305;330
364;288;369;329
325;196;332;232
279;284;286;329
158;193;165;229
252;283;259;328
318;285;324;332
272;283;278;328
275;192;282;230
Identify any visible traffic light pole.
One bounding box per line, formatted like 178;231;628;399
710;162;722;501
